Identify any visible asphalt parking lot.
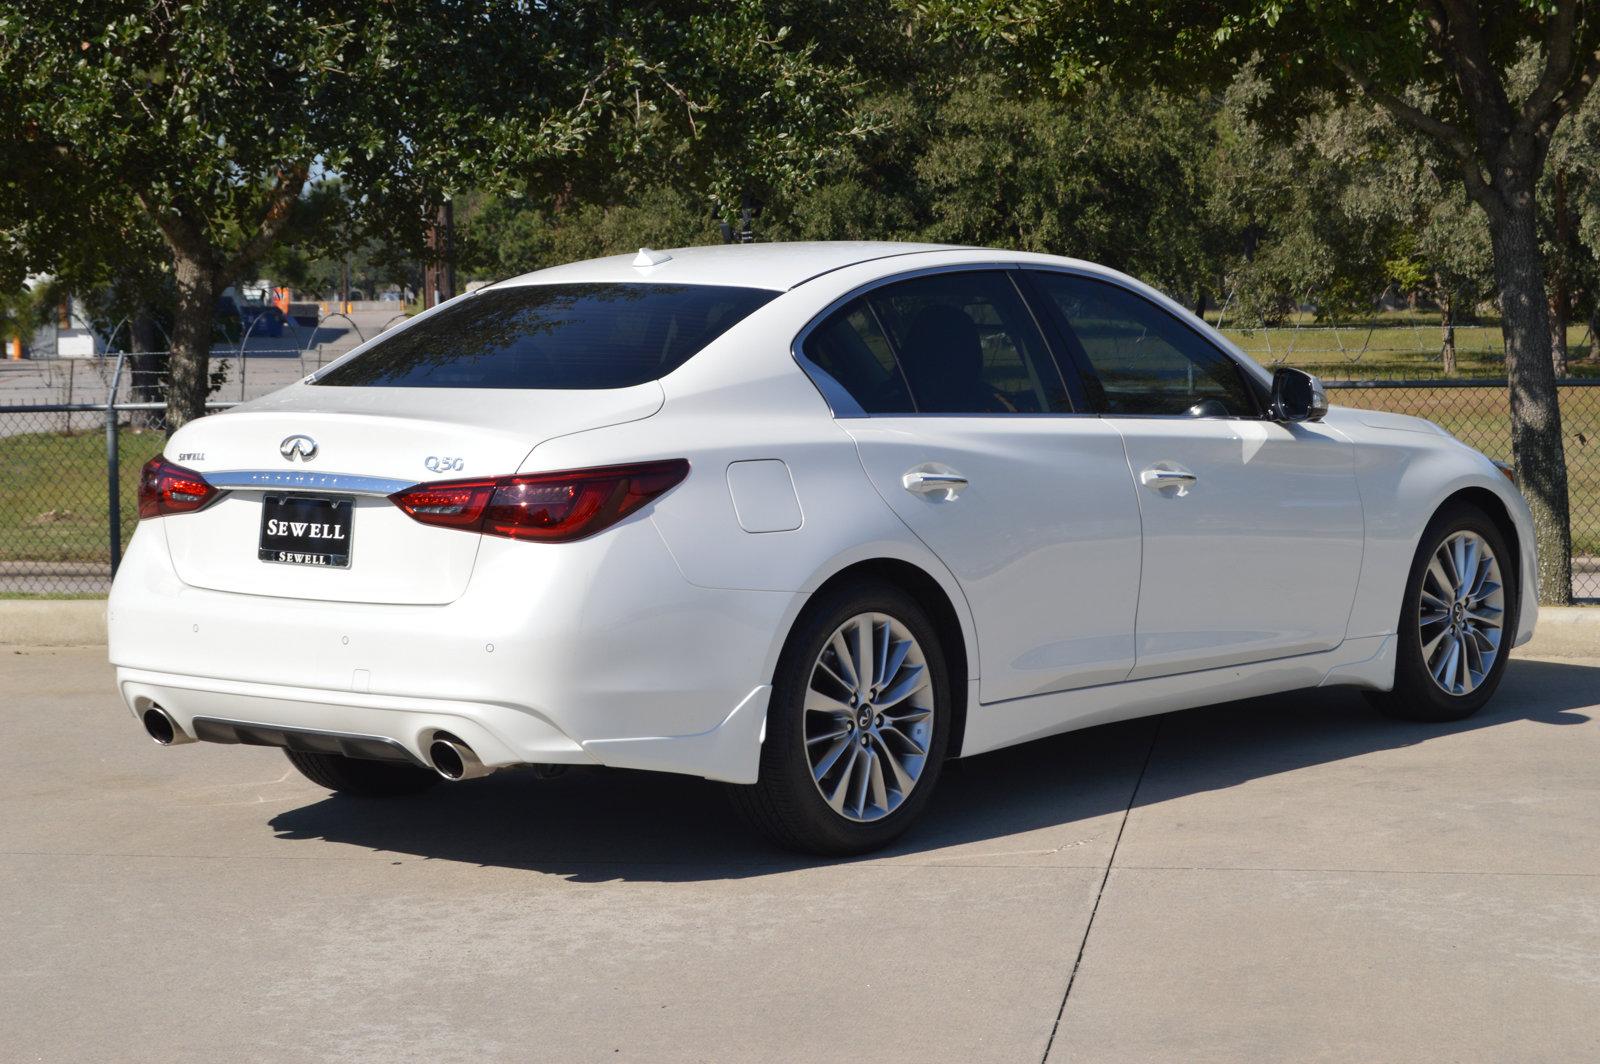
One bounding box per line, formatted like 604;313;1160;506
4;631;1598;1063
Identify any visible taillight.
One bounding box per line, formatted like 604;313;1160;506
390;459;689;543
138;456;218;518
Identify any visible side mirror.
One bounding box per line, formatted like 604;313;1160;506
1269;367;1328;423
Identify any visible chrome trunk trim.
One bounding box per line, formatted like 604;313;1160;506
203;470;418;497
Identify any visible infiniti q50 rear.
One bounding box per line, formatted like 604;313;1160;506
109;242;1536;855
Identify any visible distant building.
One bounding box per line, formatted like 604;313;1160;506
24;275;99;359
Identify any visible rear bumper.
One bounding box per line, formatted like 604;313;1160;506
108;517;795;784
117;667;772;783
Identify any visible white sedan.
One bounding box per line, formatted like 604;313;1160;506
110;242;1537;854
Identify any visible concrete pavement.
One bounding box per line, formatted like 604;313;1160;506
2;637;1597;1062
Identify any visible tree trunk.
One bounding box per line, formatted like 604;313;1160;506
1589;307;1600;363
1549;289;1569;378
1550;167;1571;378
1437;276;1457;376
1489;197;1573;605
129;306;165;430
166;253;217;433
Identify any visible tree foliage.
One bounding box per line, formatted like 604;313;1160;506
0;0;869;425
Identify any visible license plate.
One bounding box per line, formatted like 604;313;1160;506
259;495;353;568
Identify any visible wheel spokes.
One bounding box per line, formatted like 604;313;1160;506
877;664;928;710
850;745;871;816
814;653;853;699
1457;537;1478;597
882;724;928;759
1431;635;1461;689
812;735;854;779
825;742;861;814
807;725;851;747
805;687;852;715
1426;557;1456;602
1420;625;1450;663
872;732;915;797
1438;543;1462;596
865;748;889;813
804;611;935;824
881;638;913;694
829;630;861;696
872;620;891;692
852;617;873;701
1418;531;1504;699
1466;603;1503;626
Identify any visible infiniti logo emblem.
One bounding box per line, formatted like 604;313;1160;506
279;435;318;462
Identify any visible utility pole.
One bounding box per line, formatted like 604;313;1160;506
423;201;457;309
442;200;456;302
423;222;438;309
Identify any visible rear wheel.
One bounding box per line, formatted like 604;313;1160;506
728;579;951;855
283;749;440;796
1367;502;1515;723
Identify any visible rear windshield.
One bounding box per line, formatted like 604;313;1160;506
313;282;778;389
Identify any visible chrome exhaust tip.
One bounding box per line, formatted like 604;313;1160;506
428;734;491;781
141;706;194;746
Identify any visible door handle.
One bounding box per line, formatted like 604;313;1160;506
902;470;968;499
1139;467;1197;491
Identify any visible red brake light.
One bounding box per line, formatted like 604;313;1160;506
138;456;218;518
390;460;689;543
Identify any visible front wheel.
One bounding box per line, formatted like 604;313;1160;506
728;579;951;856
1367;502;1516;723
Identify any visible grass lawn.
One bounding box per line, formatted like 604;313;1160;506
0;426;164;563
0;592;109;599
1218;314;1600;381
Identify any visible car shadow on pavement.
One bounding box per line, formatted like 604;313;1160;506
266;657;1597;883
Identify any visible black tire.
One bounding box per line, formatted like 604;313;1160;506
283;749;440;796
727;578;952;856
1366;501;1517;723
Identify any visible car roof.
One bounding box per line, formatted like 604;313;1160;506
492;241;973;292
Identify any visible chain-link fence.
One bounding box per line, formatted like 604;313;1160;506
0;308;397;595
1;371;1596;598
0;402;176;596
0;303;404;417
1324;379;1599;600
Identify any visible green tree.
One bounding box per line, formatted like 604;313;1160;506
913;78;1219;296
916;0;1600;603
1203;69;1397;326
1;1;864;430
1545;86;1600;368
463;185;720;281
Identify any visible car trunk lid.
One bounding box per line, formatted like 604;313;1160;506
159;382;663;604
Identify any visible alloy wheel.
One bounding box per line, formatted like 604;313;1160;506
1418;530;1505;696
803;612;935;822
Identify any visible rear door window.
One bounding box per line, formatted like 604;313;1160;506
869;272;1069;414
799;298;916;414
800;270;1070;415
314;282;777;389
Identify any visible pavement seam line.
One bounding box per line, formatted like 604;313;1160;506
1040;715;1163;1063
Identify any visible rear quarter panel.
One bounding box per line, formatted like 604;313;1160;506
513;276;984;686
